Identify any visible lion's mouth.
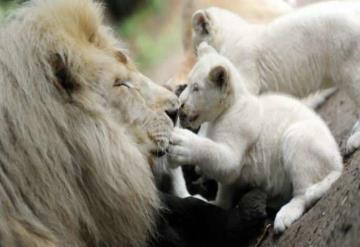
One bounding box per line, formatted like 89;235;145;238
151;149;167;158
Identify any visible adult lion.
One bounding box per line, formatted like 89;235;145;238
0;0;166;246
0;0;268;246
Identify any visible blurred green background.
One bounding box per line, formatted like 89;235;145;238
0;0;183;83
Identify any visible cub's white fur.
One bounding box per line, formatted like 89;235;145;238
287;0;337;8
192;1;360;154
169;43;343;233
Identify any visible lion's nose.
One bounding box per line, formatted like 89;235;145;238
165;109;179;125
152;150;166;157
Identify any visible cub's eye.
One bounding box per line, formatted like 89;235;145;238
193;84;199;92
114;79;133;88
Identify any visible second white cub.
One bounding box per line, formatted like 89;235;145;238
169;43;343;233
191;2;360;154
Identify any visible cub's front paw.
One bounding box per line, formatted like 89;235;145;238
273;202;304;234
167;128;199;167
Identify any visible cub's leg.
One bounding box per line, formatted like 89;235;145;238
215;184;237;209
171;167;207;200
274;121;342;233
170;166;192;198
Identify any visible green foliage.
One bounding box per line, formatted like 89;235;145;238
0;0;18;21
0;0;180;70
119;0;163;39
118;0;181;70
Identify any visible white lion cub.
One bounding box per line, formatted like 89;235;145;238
168;43;343;233
191;2;360;154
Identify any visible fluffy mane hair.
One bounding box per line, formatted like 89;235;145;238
0;0;160;246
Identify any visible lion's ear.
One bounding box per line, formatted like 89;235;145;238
115;50;128;64
51;54;78;94
209;65;228;88
192;10;211;35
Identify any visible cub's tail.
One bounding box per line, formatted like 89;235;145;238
301;87;337;109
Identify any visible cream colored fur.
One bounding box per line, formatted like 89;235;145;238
162;0;293;199
288;0;337;8
0;0;167;246
110;85;173;164
164;0;292;93
169;43;343;233
192;2;360;154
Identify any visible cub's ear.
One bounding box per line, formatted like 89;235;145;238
51;54;78;94
192;10;210;35
197;42;217;57
209;65;228;88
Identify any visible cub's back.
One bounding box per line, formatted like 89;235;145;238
256;93;330;148
261;1;360;55
259;93;321;124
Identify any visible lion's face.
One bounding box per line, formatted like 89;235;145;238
107;54;177;158
30;0;177;157
132;72;180;121
110;83;173;160
0;1;162;245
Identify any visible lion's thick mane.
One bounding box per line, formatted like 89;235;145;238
0;0;160;246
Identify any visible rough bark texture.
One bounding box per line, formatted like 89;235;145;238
255;91;360;247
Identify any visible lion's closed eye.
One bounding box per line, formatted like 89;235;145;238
113;78;133;88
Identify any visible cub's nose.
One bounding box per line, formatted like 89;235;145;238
165;109;179;125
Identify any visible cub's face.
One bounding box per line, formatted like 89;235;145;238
179;44;231;130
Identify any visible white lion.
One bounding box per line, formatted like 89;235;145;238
191;2;360;154
0;0;174;246
168;43;343;233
